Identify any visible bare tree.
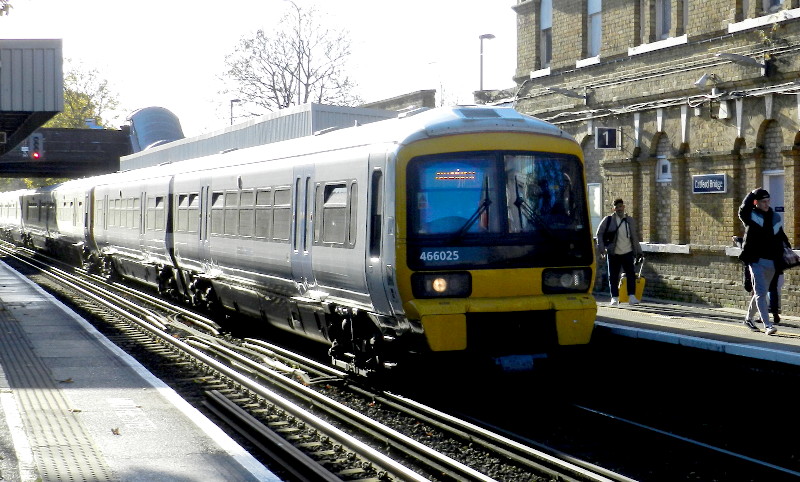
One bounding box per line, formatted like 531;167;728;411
223;2;361;114
0;1;11;16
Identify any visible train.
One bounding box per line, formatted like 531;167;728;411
0;106;597;375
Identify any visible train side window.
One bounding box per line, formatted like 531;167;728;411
95;201;103;231
116;198;123;227
211;191;224;235
255;189;272;239
187;193;199;233
313;183;323;243
239;190;254;237
146;197;155;230
348;181;357;247
120;199;126;228
303;177;311;252
125;197;136;229
224;191;239;236
133;197;141;229
154;196;165;231
177;194;189;232
369;170;383;258
322;183;347;245
273;187;291;242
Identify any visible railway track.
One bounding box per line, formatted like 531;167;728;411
5;244;800;480
0;244;628;481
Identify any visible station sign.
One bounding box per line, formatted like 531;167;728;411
692;173;727;194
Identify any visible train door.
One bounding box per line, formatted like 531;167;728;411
364;155;393;315
199;184;212;262
291;165;315;293
85;189;97;252
140;191;147;255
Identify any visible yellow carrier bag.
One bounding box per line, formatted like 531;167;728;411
618;258;645;303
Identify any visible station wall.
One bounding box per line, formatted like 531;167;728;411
509;0;800;309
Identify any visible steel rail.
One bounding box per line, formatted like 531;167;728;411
190;338;498;481
0;246;427;480
374;390;635;482
242;337;627;482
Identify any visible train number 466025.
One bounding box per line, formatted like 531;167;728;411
419;250;460;261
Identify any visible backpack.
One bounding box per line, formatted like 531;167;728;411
602;215;622;245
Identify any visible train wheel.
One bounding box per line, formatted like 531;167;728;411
102;257;120;282
84;253;101;275
157;267;171;297
204;286;221;314
188;279;203;307
329;311;387;376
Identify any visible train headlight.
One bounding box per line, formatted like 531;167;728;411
432;277;448;293
542;268;591;294
411;272;471;298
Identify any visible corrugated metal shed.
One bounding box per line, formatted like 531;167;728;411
120;103;397;171
0;39;64;154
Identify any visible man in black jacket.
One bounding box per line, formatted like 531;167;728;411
738;188;788;336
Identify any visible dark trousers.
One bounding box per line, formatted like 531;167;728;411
608;251;636;298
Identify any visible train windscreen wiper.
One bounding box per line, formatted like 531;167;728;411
514;195;558;240
449;177;492;243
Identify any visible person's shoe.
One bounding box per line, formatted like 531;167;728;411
609;297;619;306
744;319;759;331
772;311;781;325
766;325;778;336
628;295;640;305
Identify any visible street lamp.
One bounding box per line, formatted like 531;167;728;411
230;98;241;125
479;33;495;91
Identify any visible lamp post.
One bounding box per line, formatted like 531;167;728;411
479;33;495;91
230;99;241;125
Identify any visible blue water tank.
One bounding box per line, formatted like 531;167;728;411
128;107;185;152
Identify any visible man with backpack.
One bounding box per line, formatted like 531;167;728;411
596;198;644;306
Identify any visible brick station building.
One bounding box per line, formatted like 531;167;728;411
495;1;800;309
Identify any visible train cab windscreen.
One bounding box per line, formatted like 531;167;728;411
407;151;593;269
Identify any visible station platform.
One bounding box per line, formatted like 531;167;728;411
595;294;800;366
0;261;280;482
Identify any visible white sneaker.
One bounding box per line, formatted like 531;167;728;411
766;325;777;336
629;295;640;305
609;297;619;306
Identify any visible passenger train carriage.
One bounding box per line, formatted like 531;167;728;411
2;106;597;375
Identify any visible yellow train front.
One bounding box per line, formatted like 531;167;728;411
393;109;597;369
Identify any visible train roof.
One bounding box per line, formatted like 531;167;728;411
45;106;577;190
190;106;575;170
302;105;573;148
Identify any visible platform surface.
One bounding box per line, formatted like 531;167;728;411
0;260;279;482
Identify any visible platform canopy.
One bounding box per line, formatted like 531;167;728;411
0;39;64;155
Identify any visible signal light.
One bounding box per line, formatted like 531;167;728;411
28;133;44;160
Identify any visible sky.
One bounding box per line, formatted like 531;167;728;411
0;0;517;137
